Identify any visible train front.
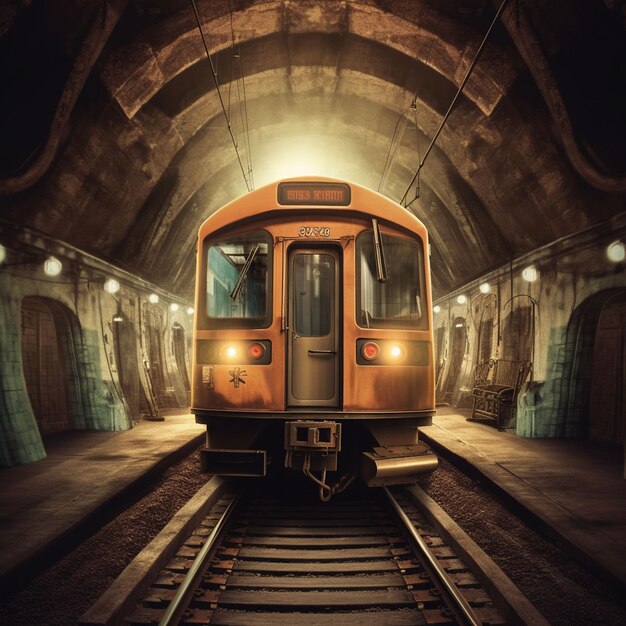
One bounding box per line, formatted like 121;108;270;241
192;178;438;499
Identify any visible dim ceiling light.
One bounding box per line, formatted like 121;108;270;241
104;278;120;294
607;240;625;263
187;307;194;315
433;305;441;314
522;265;539;282
0;243;6;265
44;256;62;276
170;303;179;312
456;294;467;304
148;293;159;304
479;282;491;294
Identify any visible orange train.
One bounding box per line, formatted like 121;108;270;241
192;177;437;500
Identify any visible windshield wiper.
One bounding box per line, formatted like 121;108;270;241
230;244;260;300
372;218;388;282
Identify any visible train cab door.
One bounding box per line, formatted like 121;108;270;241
287;247;341;407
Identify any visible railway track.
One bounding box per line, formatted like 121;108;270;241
81;478;546;626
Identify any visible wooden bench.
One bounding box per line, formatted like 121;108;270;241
472;360;494;389
468;359;532;429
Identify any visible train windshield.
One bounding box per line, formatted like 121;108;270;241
356;230;426;329
202;230;272;328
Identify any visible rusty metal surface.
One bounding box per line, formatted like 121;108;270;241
192;178;435;416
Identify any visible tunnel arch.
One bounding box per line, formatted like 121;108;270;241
2;0;610;309
110;86;548;297
101;1;514;120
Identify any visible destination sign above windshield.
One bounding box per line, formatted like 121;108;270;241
277;182;351;206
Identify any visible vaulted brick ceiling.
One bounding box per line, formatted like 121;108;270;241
1;0;625;299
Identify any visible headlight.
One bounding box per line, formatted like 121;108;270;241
388;344;406;361
222;345;239;360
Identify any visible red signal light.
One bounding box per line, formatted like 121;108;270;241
248;342;266;360
361;341;380;361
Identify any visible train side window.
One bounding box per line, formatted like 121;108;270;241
356;230;427;330
202;230;272;329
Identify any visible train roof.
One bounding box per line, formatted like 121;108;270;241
197;177;428;240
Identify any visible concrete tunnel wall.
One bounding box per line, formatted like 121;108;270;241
0;225;193;466
0;213;624;466
434;214;626;439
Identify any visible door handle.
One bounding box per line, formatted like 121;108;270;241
308;350;337;355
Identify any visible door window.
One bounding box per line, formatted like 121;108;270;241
293;254;333;337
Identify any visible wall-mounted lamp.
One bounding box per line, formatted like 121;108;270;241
44;256;62;276
170;303;179;312
0;244;6;265
113;314;124;323
148;293;159;304
456;294;467;305
479;282;491;294
104;278;120;294
522;265;539;282
187;307;194;315
607;240;625;263
433;305;441;314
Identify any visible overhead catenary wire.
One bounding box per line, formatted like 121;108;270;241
228;0;255;190
190;0;253;192
400;0;511;207
377;103;414;193
377;11;441;198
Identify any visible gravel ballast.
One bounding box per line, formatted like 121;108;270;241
2;450;625;625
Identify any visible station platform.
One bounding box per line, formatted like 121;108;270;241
1;407;625;595
0;413;204;588
422;407;626;589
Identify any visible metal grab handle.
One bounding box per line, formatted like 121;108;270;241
308;349;337;355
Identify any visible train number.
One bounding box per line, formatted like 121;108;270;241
298;226;331;237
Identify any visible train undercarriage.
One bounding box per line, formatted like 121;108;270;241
196;414;438;500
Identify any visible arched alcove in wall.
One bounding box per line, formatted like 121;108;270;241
172;323;191;403
588;293;626;445
474;293;497;365
443;317;467;404
434;325;447;397
142;304;174;409
112;314;149;420
559;289;626;442
502;300;534;362
21;297;72;435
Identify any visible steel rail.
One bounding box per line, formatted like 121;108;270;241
158;490;242;626
383;487;483;626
